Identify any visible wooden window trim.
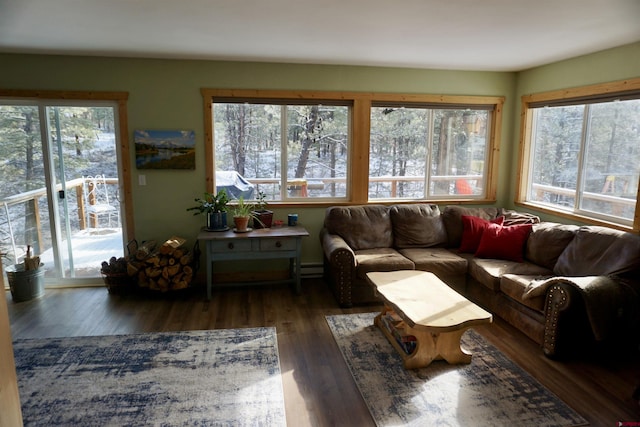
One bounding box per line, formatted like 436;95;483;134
515;78;640;232
201;88;504;205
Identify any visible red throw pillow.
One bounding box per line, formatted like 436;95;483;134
475;223;533;262
459;215;504;253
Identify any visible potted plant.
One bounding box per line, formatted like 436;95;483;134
231;196;259;232
186;189;229;231
251;191;273;229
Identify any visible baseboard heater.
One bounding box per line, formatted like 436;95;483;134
301;263;324;278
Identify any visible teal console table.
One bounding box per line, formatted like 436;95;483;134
197;226;309;299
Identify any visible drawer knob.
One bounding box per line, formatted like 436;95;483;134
228;243;234;250
276;241;282;248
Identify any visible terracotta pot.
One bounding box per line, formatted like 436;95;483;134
233;216;251;232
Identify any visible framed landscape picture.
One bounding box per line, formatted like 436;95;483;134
134;129;195;169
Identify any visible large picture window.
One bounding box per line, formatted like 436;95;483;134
518;78;640;229
212;101;349;201
369;105;492;200
202;89;503;205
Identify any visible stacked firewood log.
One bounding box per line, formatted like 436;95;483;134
101;236;195;293
129;237;194;292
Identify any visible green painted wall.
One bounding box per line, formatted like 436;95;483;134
0;54;515;265
0;43;638;267
516;41;640;96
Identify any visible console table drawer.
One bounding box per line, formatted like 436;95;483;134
210;239;253;253
259;238;296;251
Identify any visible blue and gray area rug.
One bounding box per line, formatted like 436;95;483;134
13;328;286;426
326;312;588;427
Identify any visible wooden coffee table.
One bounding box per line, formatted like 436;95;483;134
366;270;493;369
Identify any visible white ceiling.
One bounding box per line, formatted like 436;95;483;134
1;0;639;72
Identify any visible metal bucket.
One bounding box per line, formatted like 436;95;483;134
7;264;45;302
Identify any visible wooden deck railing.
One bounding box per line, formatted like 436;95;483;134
0;177;119;264
245;174;484;198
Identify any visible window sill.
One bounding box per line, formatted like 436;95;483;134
514;201;636;233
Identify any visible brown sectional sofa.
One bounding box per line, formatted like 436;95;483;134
320;204;640;357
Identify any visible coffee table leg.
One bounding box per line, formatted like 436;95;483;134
404;327;472;368
403;328;437;369
375;309;441;369
374;311;435;368
433;329;472;365
375;309;474;369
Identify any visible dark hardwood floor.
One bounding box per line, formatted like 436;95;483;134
6;279;640;426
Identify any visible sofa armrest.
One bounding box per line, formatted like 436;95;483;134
542;276;640;357
320;228;356;307
320;228;356;262
543;284;584;357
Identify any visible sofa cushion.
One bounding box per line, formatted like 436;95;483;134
442;206;500;248
459;215;504;253
475;223;533;262
324;205;392;250
398;248;468;292
354;248;415;279
500;274;548;312
469;258;553;291
525;222;579;270
390;204;447;248
554;226;640;276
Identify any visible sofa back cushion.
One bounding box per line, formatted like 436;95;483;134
390;204;447;248
442;206;501;248
324;205;393;250
554;226;640;276
525;222;579;270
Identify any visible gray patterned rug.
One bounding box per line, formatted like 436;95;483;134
326;313;588;427
13;328;286;426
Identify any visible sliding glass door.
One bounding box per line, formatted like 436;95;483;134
0;101;125;283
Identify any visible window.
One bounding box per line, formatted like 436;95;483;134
212;101;349;201
518;78;640;229
202;89;503;205
369;104;493;200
